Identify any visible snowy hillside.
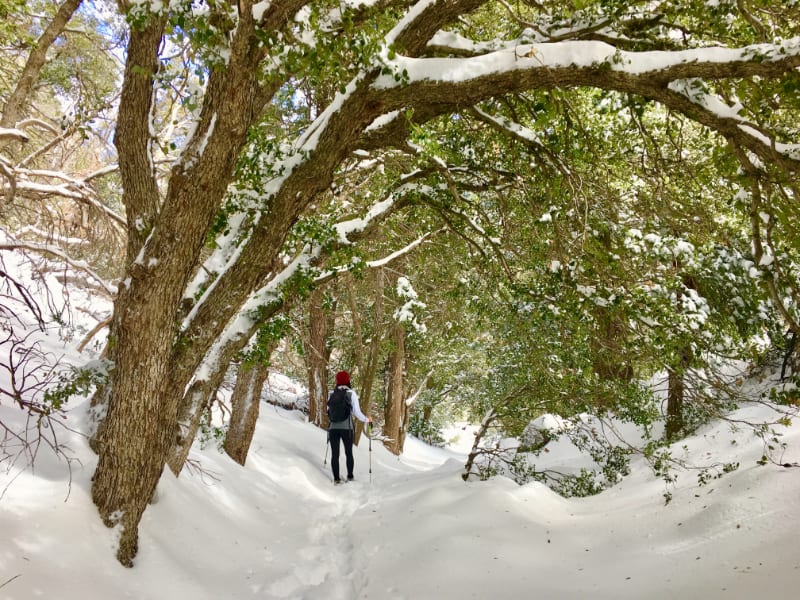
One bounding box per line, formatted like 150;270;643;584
2;249;800;599
2;388;800;599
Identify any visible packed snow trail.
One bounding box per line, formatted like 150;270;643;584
246;413;449;600
263;481;372;599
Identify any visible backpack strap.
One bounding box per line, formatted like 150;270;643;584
345;389;353;429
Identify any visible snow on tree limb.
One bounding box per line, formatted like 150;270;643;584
15;119;60;136
375;38;800;90
0;128;29;144
11;176;126;228
368;37;800;172
0;241;117;297
190;192;419;383
366;230;439;269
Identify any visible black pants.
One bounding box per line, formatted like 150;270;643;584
329;428;354;481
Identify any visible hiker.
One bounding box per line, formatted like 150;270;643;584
327;370;372;484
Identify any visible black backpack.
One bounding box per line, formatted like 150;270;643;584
327;387;352;422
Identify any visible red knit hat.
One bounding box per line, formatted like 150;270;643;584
335;370;350;386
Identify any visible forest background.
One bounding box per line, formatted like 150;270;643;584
2;0;800;569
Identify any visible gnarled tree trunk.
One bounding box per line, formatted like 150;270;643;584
91;6;265;566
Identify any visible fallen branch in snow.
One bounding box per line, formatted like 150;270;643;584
0;574;21;590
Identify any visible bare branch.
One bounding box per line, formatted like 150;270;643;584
77;316;112;354
0;161;17;203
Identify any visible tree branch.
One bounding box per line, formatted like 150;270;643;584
0;0;83;130
373;39;800;174
114;9;167;259
0;242;116;297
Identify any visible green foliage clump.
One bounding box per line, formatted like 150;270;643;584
43;360;111;412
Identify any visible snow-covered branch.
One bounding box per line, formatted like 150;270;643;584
365;230;439;269
0;241;116;297
405;370;433;408
190;193;424;383
12;175;126;227
379;38;800;91
0;128;30;144
16;118;60;136
470;106;570;175
371;37;800;172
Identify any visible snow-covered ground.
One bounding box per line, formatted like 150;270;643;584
2;388;799;599
2;249;800;599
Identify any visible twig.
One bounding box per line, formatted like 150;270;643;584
0;574;21;590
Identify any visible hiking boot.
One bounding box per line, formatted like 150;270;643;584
347;475;354;481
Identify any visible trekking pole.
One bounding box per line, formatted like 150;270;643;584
324;432;329;465
368;422;373;483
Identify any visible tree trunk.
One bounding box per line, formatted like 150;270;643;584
305;287;333;427
383;322;406;455
167;374;227;475
665;345;691;441
665;274;696;441
90;276;184;566
590;231;632;402
360;269;384;408
462;407;498;481
346;277;366;377
89;13;173;568
224;360;270;465
91;8;266;565
666;367;683;441
592;308;632;379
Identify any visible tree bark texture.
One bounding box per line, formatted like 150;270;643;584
665;274;697;440
591;305;634;408
383;323;407;455
167;377;223;475
590;231;633;399
359;269;385;416
346;278;366;382
224;359;271;465
666;345;692;441
305;288;332;427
